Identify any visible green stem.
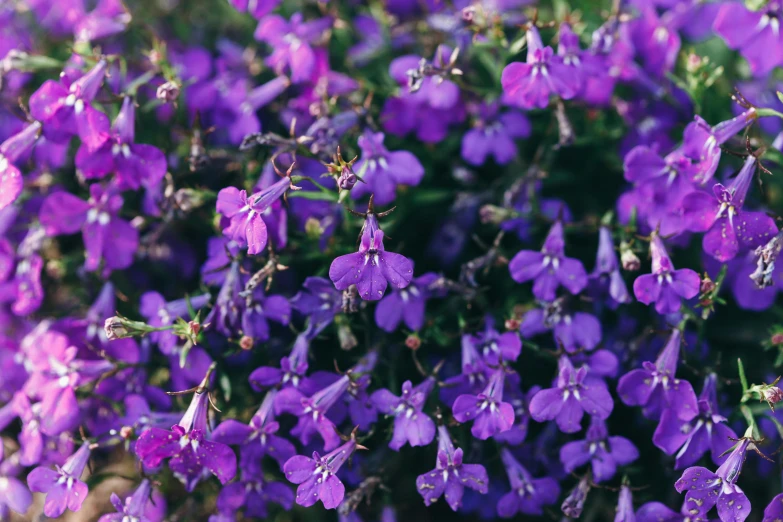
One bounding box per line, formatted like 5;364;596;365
738;358;749;395
757;107;783;120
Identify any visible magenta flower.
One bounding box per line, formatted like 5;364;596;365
371;377;437;451
509;221;588;301
633;233;700;315
501;26;578;109
529;355;613;433
39;184;139;273
559;417;639;483
0;121;41;209
283;436;360;509
350;131;425;206
134;377;237;492
329;212;414;301
415;425;489;511
27;443;91;518
617;329;699;420
452;368;515;440
714;2;783;76
496;447;559;517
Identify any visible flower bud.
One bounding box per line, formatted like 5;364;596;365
119;426;134;439
479;204;511;225
700;274;716;294
337;166;357;191
561;476;591;518
619;241;640;271
338;323;358;351
156;80;180;103
771;333;783;345
750;230;783;289
504;317;521;331
405;334;421;351
104;316;129;340
239;335;254;350
461;6;476;23
305;217;324;240
763;386;783;409
174;188;208;212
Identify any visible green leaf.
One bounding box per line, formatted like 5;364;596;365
738;358;749;394
219;373;232;402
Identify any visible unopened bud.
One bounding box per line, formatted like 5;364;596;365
763;385;783;409
338;323;358;351
174;188;208;212
479;204;512;225
686;53;704;73
751;230;783;289
239;335;254;350
771;333;783;345
156;80;180;103
405;334;421;351
461;6;476;23
505;317;521;331
119;426;134;439
619;241;641;272
337;166;357;191
104;316;129;340
561;476;591;519
305;217;324;240
700;274;716;294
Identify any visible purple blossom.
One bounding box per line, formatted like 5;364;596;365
714;2;783;76
440;333;489;405
559;417;639;483
617;329;698;420
509;221;588;301
464;316;522;365
590;225;631;306
39;184;139;273
496;447;559;517
27;443;91;518
452;368;515;440
283;436;359;509
501;26;578;109
636;501;711;522
371;377;436;450
763;493;783;522
254;13;333;83
493;383;538;445
519;298;602;353
139;291;211;356
0;457;32;518
98;479;161;522
249;327;319;393
350;131;425;206
210;471;294;521
375;272;440;332
616;486;636;522
633;233;700;315
415;425;489;511
461;102;531;166
529;355;614;433
626;6;681;78
0;121;41;209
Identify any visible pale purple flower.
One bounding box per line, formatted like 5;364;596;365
461;102;531;166
371;377;436;450
714;2;783;76
590;225;631;306
496;447;559;517
283;437;359;509
27;443;91;518
616;485;636;522
350;131;424;206
375;273;440;333
633;234;700;315
0;121;41;209
98;479;161;522
452;368;515;440
464;316;522;365
559;417;639;483
519;298;602;353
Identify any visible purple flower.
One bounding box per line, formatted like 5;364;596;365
763;493;783;522
227;0;280;20
493;383;538;445
39;184;139;273
464;316;522;365
27;443;91;518
626;7;681;77
254;13;333;83
135;377;237;492
29;59;109;147
496;447;559;517
636;501;711;522
371;377;436;450
74;96;166;190
0;121;41;209
283;436;360;509
674;437;753;521
98;479;160;522
0;457;32;518
211;389;296;473
374;272;440;332
329;211;414;301
559;417;639;483
139;291;211;356
350;131;424;206
249;327;318;392
529;355;614;433
617;329;698;420
616;486;636;522
440;334;489;405
590;226;631;306
714;2;783;76
501;26;578;109
682;155;777;262
461;102;531;166
210;471;293;520
519;298;602;353
415;425;489;511
216;173;299;255
452;368;515;440
653;374;737;469
633;233;700;315
509;221;588;301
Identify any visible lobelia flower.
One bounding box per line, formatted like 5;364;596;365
74;96;166;190
674;436;755;522
139;291;211;356
254;13;333;83
625;6;681;78
0;455;32;518
98;479;163;522
415;425;489;511
633;233;700;315
452;368;515;440
519;298;602;353
371;377;437;451
29;59;109;148
763;493;783;522
134;370;237;492
653;373;737;469
501;26;577;109
463;316;522;365
350;130;424;206
509;221;588;301
559;417;639;483
714;2;783;76
249;325;322;394
216;168;300;255
682;154;777;262
27;443;91;518
329;202;414;301
617;329;698;420
557;22;602;97
636;501;711;522
39;184;139;273
440;334;489;406
615;485;636;522
496;447;559;517
0;120;41;209
561;475;592;518
211;389;296;473
590;225;631;306
493;383;538;445
460;102;531;166
209;470;294;521
374;272;441;333
529;355;614;433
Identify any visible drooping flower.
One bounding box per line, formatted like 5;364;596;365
283;435;360;509
371;377;436;451
633;233;700;315
350;130;424;206
452;368;515;440
653;373;737;469
440;335;489;405
134;371;237;492
561;475;591;518
0;121;41;209
27;443;91;518
496;447;559;517
714;2;783;76
374;272;441;333
617;329;699;420
329;206;414;301
509;221;588;301
559;417;639;483
590;225;631;306
415;425;489;511
501;26;578;109
615;485;636;522
529;355;613;433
